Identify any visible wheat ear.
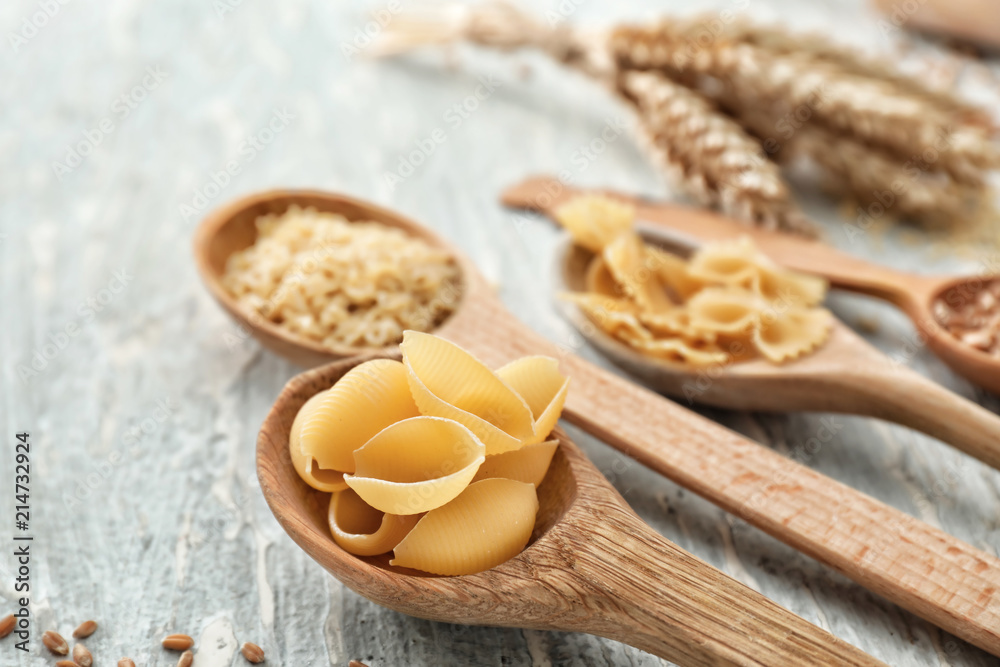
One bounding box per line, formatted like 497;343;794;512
619;71;812;234
610;19;999;185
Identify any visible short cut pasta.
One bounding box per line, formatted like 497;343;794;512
287;334;569;576
557;195;832;366
222;206;461;349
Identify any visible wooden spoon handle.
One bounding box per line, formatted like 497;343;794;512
559;350;1000;658
501;176;938;304
569;501;885;666
442;297;1000;657
816;363;1000;471
871;0;1000;49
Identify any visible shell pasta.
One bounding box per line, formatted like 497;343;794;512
288;334;569;575
344;416;485;515
471;440;559;488
390;479;539;576
328;489;421;556
299;358;419;475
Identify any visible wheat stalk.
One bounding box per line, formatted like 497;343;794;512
718;19;991;125
375;4;811;232
729;104;984;226
610;19;998;185
375;3;997;232
620;71;811;233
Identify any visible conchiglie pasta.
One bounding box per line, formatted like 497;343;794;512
471;440;558;488
344;416;485;515
299;359;419;474
495;357;569;444
290;392;349;492
390;478;539;576
401;331;534;454
328;488;420;556
290;335;570;577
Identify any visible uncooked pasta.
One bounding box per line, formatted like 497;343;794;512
289;335;569;576
390;478;539;576
344;416;485;515
222;206;461;349
557;195;832;365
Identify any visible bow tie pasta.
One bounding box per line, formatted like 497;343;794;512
556;195;832;365
288;334;569;576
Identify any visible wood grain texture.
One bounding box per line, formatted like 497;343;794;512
534;191;1000;472
870;0;1000;48
260;356;884;666
504;176;1000;396
198;187;1000;657
3;0;1000;666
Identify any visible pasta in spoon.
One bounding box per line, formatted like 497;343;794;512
289;334;569;576
557;195;833;365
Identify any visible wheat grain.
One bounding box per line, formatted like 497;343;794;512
241;641;266;663
72;620;98;639
73;643;94;667
42;630;69;656
0;615;14;639
162;633;195;651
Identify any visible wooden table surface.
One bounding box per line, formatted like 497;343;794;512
3;0;1000;665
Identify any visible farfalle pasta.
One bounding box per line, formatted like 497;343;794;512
289;334;569;576
754;307;833;363
556;195;832;366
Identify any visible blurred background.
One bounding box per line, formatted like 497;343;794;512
3;0;1000;665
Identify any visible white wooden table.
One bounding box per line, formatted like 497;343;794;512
3;0;1000;665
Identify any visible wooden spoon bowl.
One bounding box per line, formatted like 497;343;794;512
258;354;882;666
195;189;1000;658
192;189;471;367
504;175;1000;395
525;188;1000;473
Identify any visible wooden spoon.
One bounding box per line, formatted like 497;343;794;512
502;176;1000;396
194;189;1000;657
258;355;882;666
870;0;1000;49
550;231;1000;473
